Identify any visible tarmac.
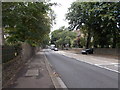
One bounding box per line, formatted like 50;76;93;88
55;50;119;73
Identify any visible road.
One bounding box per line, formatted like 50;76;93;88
44;49;119;88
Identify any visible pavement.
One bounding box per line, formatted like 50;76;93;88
54;50;119;73
7;51;55;88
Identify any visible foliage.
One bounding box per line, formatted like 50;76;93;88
66;2;120;48
51;27;77;48
2;2;53;46
41;34;50;48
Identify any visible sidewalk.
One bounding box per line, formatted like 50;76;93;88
8;51;54;88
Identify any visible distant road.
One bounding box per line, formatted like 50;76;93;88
44;49;118;88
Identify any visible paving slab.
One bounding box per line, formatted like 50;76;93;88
25;69;39;77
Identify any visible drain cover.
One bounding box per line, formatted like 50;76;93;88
25;69;39;77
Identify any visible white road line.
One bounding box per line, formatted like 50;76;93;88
111;63;119;64
95;64;119;73
95;63;119;66
58;52;120;73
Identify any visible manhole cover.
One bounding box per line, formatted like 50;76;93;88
25;69;39;77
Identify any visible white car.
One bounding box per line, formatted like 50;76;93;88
54;48;58;51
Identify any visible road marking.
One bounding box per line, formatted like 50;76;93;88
95;63;119;66
79;60;120;73
58;51;120;73
95;64;119;73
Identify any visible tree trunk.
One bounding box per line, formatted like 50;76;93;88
112;30;116;48
86;31;91;49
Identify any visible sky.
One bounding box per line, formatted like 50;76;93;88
50;0;76;31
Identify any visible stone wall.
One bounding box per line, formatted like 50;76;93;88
70;48;119;56
68;48;83;54
21;42;34;61
21;43;40;61
3;42;40;87
2;55;23;87
94;48;118;56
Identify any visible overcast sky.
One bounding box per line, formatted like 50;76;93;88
50;0;76;31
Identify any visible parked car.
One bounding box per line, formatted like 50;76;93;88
81;48;93;55
54;48;58;51
50;44;55;50
51;48;55;50
64;48;69;50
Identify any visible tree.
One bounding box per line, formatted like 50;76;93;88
66;2;120;48
51;29;63;45
51;27;77;49
41;34;50;48
2;2;53;46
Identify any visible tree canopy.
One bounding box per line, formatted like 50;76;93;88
2;2;53;46
51;27;77;49
66;2;120;48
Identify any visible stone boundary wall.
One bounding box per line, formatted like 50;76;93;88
3;43;40;88
69;48;83;54
2;55;23;87
21;43;40;61
21;42;34;61
70;48;119;56
94;48;119;56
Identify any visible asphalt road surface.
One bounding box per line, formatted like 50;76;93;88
44;49;119;88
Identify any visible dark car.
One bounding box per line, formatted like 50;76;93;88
81;48;93;55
